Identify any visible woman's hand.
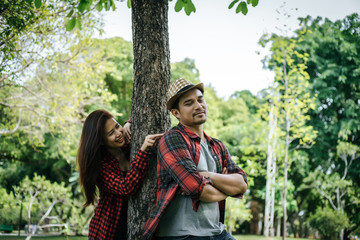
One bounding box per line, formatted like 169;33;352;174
140;133;164;152
123;122;131;143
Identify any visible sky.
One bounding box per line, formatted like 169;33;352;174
102;0;360;98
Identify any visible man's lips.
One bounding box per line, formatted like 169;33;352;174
193;111;205;117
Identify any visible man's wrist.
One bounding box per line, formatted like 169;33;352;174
206;176;213;185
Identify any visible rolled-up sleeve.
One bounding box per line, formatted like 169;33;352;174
221;143;247;198
99;150;150;196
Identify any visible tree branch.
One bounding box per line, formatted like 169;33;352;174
0;110;22;134
0;60;34;82
315;184;337;210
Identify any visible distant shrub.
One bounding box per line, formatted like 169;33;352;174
309;206;349;240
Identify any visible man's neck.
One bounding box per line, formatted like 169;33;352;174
181;123;205;141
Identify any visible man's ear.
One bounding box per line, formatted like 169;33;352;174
170;109;180;119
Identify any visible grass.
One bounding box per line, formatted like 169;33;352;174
0;235;314;240
234;235;313;240
0;236;87;240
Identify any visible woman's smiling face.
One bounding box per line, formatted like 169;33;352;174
103;118;125;149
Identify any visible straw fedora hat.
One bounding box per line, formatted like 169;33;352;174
167;78;204;110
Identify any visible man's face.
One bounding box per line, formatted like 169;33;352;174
171;88;208;127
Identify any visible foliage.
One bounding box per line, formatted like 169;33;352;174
0;0;104;148
259;22;318;238
294;13;360;237
67;197;94;235
225;197;251;234
93;37;134;123
13;174;73;236
228;0;259;15
61;0;260;31
309;207;350;240
0;188;25;225
171;58;200;84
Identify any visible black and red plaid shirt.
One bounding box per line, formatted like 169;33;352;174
88;144;150;240
142;123;247;239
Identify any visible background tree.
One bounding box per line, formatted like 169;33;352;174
0;0;102;147
260;32;317;239
295;14;360;239
13;174;73;240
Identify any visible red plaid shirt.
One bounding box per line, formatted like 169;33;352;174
142;124;247;239
88;144;150;240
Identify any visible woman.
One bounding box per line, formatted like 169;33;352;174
77;109;162;239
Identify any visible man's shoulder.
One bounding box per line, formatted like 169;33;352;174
164;124;186;137
160;125;186;143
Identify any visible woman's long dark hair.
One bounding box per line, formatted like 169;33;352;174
77;109;114;207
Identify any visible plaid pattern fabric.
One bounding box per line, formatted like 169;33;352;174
88;144;150;240
142;124;247;239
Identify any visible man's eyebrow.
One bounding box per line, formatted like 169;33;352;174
183;98;193;104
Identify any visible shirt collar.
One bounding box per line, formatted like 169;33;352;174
177;123;214;145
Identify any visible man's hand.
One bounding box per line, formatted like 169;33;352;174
199;184;227;202
198;168;247;196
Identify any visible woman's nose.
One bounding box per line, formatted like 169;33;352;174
115;126;123;136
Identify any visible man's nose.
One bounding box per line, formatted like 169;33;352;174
195;101;203;109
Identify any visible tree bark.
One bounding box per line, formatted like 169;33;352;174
250;201;260;234
283;56;289;240
127;0;171;239
264;101;276;237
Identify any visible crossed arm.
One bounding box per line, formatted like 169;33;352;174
199;169;247;202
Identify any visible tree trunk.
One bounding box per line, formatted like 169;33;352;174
264;101;276;237
127;0;171;239
250;201;260;234
270;155;276;237
276;215;281;237
282;56;289;240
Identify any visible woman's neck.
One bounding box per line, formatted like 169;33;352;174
106;147;129;171
106;147;123;160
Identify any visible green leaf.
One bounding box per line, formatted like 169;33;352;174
76;18;82;30
240;1;248;15
106;0;111;10
174;0;184;12
235;2;242;13
111;0;116;11
78;0;87;13
95;1;103;11
127;0;131;8
66;9;74;17
247;0;251;3
66;17;76;31
34;0;42;8
184;0;196;15
251;0;259;7
228;0;239;9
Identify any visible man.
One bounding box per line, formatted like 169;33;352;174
143;78;248;240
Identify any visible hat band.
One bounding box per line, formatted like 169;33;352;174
177;84;195;94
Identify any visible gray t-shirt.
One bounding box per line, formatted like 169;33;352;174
156;140;225;237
